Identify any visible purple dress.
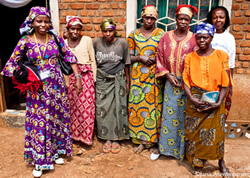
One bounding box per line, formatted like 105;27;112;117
2;35;77;170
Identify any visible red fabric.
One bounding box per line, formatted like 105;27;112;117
68;64;95;145
66;17;83;28
176;4;198;17
12;67;42;94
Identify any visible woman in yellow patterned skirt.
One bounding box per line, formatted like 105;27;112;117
127;5;164;153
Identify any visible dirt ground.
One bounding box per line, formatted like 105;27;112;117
0;119;249;178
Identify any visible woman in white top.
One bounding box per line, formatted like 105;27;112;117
64;16;97;146
206;6;235;120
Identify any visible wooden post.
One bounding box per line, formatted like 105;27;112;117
0;58;6;113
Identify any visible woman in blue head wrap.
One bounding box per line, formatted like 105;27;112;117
182;23;232;177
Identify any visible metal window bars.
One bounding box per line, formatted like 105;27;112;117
137;0;220;31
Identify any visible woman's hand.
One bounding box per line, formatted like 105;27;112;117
74;77;82;95
200;102;221;112
190;96;207;110
140;56;154;66
166;73;181;87
126;82;130;96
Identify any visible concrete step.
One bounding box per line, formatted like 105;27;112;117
0;109;25;128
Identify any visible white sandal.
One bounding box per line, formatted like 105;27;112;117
150;152;160;161
55;158;64;165
33;169;42;177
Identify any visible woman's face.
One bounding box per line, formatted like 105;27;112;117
176;14;191;31
195;34;213;50
142;16;156;29
32;15;50;35
68;24;82;40
102;28;115;43
212;8;226;33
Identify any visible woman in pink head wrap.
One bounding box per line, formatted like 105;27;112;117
63;16;96;147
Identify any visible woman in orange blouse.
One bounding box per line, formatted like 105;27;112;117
183;23;231;176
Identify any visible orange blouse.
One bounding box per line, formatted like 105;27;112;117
183;49;229;91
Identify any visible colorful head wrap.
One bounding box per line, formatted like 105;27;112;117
194;22;215;36
19;6;55;36
176;5;198;19
141;5;158;20
66;16;83;28
63;16;83;39
100;19;121;37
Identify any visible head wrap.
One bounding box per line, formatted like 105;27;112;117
194;22;215;36
100;19;121;37
176;5;198;19
19;6;56;36
141;5;158;20
63;16;83;39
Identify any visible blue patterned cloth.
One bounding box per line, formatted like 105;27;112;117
158;77;186;160
194;22;215;36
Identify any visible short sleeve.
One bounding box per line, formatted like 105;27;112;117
126;31;136;56
220;50;229;71
229;36;236;69
182;53;191;88
58;35;78;63
123;39;131;65
2;36;28;77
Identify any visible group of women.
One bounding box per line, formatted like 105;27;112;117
1;4;235;178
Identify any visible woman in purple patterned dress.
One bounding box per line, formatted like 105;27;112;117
1;6;82;177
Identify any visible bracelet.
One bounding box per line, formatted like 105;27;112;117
74;74;82;78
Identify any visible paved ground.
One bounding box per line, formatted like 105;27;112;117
0;118;250;178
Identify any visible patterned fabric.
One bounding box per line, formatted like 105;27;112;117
19;6;56;36
127;28;164;144
159;77;186;160
2;35;77;170
68;64;95;145
95;69;129;140
156;30;197;78
194;22;215;37
225;87;232;120
141;5;158;19
185;87;225;167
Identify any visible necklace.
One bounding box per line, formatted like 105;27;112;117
34;33;48;69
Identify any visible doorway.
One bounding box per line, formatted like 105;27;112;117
0;1;49;110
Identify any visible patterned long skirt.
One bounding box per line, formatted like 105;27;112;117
185;87;225;168
128;62;162;145
68;64;95;145
158;77;186;160
25;65;72;171
95;68;129;140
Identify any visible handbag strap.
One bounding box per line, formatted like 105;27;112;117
51;33;64;56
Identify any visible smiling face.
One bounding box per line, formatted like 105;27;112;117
212;8;226;33
32;15;50;35
176;14;191;31
68;24;82;40
195;34;213;50
142;16;156;30
102;28;115;43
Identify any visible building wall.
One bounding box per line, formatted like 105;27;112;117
231;0;250;74
58;0;127;38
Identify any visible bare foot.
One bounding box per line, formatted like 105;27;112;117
134;144;144;153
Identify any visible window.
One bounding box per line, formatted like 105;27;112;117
137;0;219;31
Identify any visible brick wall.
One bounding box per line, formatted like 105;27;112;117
231;0;250;74
58;0;127;38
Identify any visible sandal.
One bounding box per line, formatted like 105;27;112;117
33;169;42;177
103;142;112;153
220;168;233;178
111;143;121;154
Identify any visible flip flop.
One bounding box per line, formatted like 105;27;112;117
220;168;233;178
103;142;111;153
150;152;160;161
111;143;121;154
